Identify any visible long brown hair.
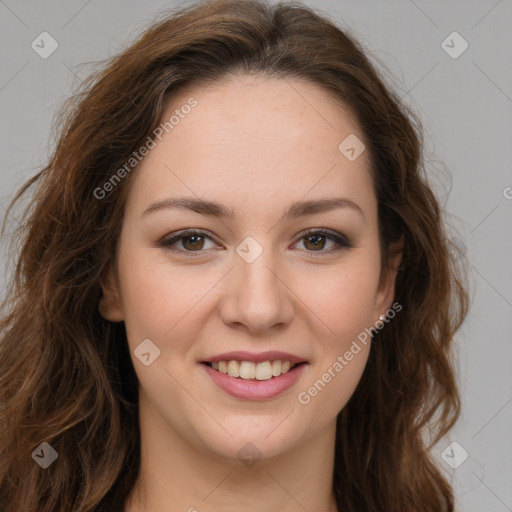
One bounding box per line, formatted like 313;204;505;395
0;1;469;510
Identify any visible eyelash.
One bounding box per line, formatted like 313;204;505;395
158;228;353;258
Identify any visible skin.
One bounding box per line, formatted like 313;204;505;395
99;74;402;512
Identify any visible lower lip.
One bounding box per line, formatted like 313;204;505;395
201;363;307;400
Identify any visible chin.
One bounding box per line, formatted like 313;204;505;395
191;413;305;463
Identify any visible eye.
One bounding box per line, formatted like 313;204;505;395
158;230;219;256
158;228;353;258
292;229;353;256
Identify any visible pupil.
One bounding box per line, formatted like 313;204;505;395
184;235;203;250
305;234;325;250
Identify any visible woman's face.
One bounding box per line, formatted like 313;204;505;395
100;74;399;462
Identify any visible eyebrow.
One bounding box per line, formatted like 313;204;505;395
142;196;365;221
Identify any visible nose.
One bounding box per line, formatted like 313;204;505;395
218;246;295;334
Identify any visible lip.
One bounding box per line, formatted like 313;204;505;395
201;362;308;400
200;350;306;364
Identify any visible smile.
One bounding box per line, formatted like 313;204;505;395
205;359;300;380
201;360;308;401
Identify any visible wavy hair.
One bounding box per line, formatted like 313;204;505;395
0;0;469;510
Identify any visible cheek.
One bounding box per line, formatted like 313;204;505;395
292;258;380;343
115;239;201;347
297;345;370;426
291;259;378;413
294;265;376;420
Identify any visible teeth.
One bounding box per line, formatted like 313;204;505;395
227;360;240;378
239;361;255;379
255;361;272;380
208;359;298;380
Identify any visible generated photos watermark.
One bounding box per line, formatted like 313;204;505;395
297;301;402;405
93;97;198;200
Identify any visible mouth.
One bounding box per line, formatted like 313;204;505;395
202;360;306;381
199;352;309;400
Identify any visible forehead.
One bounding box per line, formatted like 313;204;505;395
126;75;375;219
166;74;362;161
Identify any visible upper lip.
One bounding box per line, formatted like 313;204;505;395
201;351;307;364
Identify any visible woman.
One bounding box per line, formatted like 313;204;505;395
0;0;469;510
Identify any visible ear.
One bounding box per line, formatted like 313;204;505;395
373;236;404;323
98;264;124;322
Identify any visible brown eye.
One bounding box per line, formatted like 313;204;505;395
181;234;205;251
159;230;218;255
293;229;352;255
303;233;327;251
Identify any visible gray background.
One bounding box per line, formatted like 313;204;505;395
1;0;511;510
